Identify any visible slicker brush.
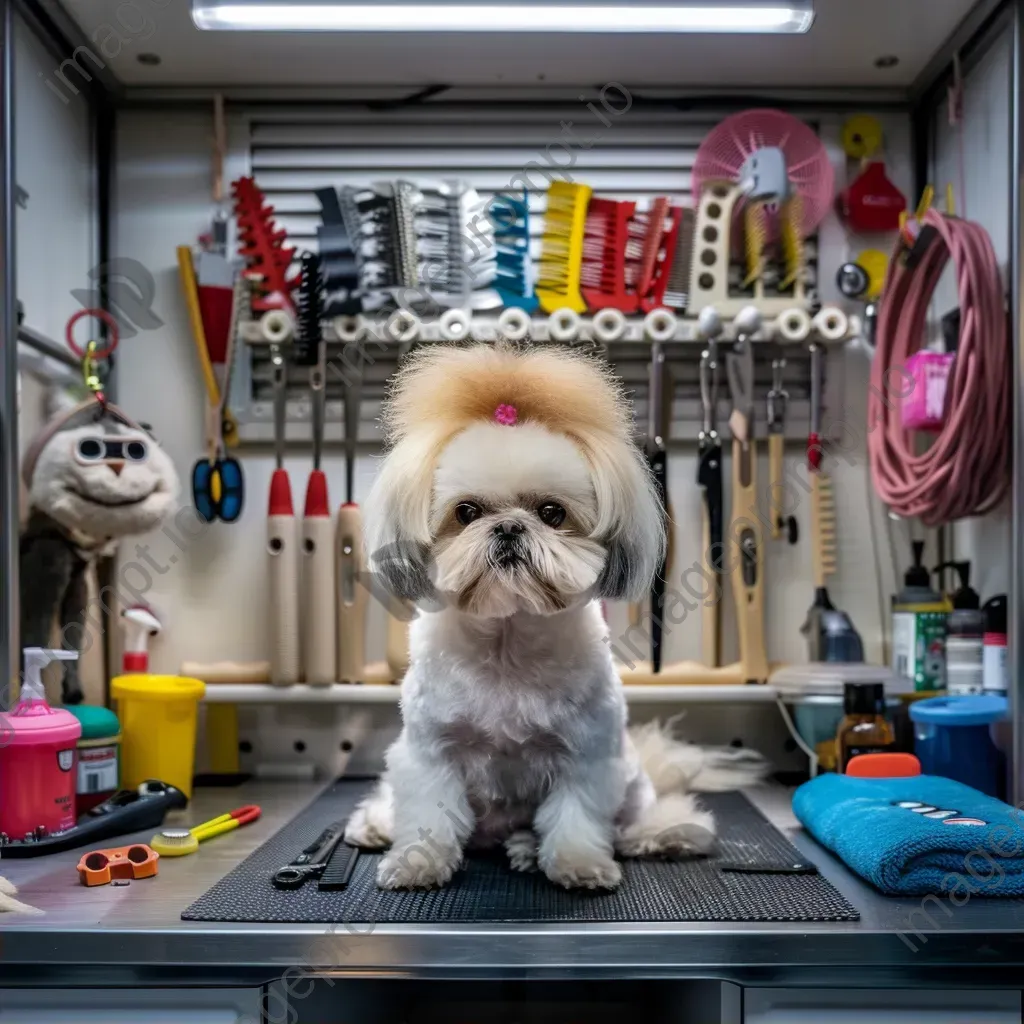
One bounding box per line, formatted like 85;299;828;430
296;252;336;685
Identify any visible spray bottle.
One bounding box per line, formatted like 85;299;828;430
0;649;82;840
891;541;950;692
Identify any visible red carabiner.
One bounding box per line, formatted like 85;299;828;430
66;308;119;360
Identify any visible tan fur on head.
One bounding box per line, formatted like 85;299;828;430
383;343;634;453
367;342;665;607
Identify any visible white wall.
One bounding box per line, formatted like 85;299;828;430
113;104;912;686
14;14;96;359
931;28;1013;605
14;14;101;702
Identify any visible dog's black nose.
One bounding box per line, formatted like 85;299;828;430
493;521;525;537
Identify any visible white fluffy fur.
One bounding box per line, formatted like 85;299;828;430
350;345;766;891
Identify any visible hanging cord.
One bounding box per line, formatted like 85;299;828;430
868;210;1009;525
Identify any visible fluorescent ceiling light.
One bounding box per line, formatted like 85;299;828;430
192;2;814;33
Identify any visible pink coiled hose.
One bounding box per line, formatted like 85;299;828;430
867;209;1010;526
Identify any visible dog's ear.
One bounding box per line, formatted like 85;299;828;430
589;439;666;602
364;437;437;603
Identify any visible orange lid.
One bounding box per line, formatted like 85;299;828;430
845;753;921;778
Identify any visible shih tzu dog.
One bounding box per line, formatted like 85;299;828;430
346;343;765;890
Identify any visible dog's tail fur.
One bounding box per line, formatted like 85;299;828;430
629;719;769;794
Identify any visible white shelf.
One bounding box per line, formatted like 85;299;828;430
202;682;778;705
240;312;859;347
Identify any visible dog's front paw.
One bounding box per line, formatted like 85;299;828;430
345;802;392;850
505;830;538;872
376;844;461;890
540;849;622;890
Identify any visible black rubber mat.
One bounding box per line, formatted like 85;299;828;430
182;780;859;923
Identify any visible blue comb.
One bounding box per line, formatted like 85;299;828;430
489;191;539;314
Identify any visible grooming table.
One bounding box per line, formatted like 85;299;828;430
182;779;858;924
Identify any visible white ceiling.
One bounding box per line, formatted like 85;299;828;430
54;0;979;89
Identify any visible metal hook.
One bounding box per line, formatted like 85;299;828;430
767;355;789;431
699;339;719;440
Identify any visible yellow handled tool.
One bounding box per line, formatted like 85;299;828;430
150;805;261;857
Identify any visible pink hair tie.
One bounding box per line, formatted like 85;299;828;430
494;404;518;426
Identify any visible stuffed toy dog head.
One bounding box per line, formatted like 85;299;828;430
23;392;179;541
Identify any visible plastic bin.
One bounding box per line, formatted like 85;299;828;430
110;675;205;798
909;694;1008;797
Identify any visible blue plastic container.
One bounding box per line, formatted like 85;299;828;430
909;695;1008;797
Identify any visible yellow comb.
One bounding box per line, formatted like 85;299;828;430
536;181;592;314
780;195;804;291
742;202;768;289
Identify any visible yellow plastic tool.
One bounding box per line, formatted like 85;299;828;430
742;202;768;288
176;246;239;449
855;248;888;300
841;115;883;160
536;180;592;314
779;195;804;291
150;805;261;857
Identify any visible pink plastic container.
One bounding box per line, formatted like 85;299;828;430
902;350;955;432
0;699;82;841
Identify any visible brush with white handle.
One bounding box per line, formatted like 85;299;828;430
297;255;336;685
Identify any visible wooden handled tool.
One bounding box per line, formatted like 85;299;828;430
180;661;271;684
386;598;413;681
302;496;335;684
726;308;769;685
337;344;367;684
696;308;724;668
268;346;300;685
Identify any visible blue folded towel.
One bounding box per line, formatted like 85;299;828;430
793;773;1024;896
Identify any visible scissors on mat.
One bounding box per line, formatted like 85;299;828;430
272;820;347;890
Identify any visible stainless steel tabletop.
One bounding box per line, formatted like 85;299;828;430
1;779;1023;986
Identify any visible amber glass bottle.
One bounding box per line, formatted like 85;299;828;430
837;682;895;772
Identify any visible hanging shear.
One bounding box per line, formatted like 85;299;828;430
646;339;669;674
767;354;795;542
194;277;245;524
696;307;724;668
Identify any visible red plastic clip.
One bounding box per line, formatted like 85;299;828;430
807;431;823;471
639;206;685;314
231;176;299;313
581;198;638;313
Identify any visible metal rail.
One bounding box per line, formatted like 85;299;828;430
0;0;17;711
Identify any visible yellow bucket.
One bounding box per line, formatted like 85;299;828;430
111;675;205;799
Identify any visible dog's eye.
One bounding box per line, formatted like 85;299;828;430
455;502;483;526
537;502;566;528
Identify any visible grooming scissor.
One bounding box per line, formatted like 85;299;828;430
272;820;348;890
